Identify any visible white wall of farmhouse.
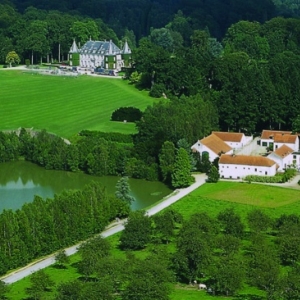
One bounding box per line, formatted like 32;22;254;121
267;153;293;171
274;141;299;152
219;163;277;179
191;142;227;162
224;135;252;149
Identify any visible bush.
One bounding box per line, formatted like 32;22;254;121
78;130;133;143
244;175;283;183
25;59;30;66
111;107;143;122
149;83;165;98
244;168;297;183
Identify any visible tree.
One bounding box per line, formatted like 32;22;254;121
217;208;245;238
115;176;135;205
5;50;20;67
152;210;177;244
120;210;152;250
171;148;194;188
55;250;69;268
248;241;280;292
78;236;111;279
247;209;272;233
70;20;100;45
26;270;54;300
207;165;220;183
150;27;174;51
122;253;173;300
173;214;215;283
159;141;176;183
0;280;9;300
210;255;245;296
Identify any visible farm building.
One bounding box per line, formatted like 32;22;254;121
260;130;292;148
69;39;131;70
267;145;294;171
273;134;299;152
219;154;277;179
191;134;233;163
212;131;252;149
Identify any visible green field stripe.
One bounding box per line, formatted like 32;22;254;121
0;72;154;137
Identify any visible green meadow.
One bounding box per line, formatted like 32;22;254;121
171;181;300;221
6;181;300;299
0;70;155;139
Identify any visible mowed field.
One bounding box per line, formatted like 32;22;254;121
170;180;300;221
0;70;155;138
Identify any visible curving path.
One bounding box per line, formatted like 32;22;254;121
0;173;207;284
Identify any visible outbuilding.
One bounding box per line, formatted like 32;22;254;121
219;154;277;179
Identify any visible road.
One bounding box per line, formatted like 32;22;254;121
0;173;207;284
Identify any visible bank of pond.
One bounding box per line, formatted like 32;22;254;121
0;161;172;212
0;160;171;275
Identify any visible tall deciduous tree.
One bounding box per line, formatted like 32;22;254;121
217;208;245;238
159;141;176;183
26;270;54;300
120;210;151;250
70;20;100;44
171;148;194;188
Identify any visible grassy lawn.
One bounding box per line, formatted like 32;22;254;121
0;71;154;139
170;181;300;221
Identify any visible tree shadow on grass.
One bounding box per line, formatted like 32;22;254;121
77;276;98;282
51;264;67;270
235;294;265;300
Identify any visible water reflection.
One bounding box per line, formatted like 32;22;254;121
0;161;172;211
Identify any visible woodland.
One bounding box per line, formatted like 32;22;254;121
1;0;300;298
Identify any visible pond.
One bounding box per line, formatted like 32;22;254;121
0;161;172;212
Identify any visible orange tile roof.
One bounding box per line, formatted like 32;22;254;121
272;145;294;158
274;134;298;144
219;154;276;167
200;134;232;155
261;130;292;140
212;131;244;142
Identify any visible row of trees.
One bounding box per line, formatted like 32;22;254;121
0;181;129;275
3;0;280;42
0;129;199;188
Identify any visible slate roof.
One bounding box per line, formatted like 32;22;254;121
122;40;131;54
199;134;232;155
261;130;292;140
80;40;121;55
69;40;79;53
212;131;244;142
271;145;294;158
219;154;276;167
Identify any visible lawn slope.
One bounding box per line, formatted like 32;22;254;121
0;71;154;138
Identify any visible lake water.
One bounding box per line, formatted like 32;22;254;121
0;161;172;212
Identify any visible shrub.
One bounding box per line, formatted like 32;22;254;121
111;107;143;122
78;130;133;143
149;83;165;98
25;59;30;66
